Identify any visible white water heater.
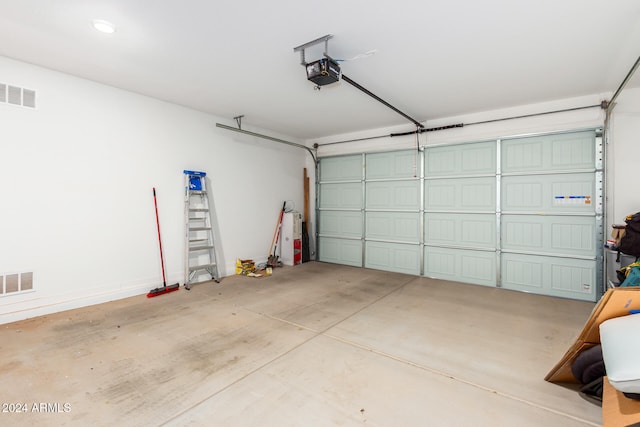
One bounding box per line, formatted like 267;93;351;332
280;211;302;266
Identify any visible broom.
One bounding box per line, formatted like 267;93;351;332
267;202;286;267
147;187;180;297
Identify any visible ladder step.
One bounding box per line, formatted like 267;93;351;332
189;190;207;195
189;239;208;243
189;227;211;231
189;245;214;251
189;208;209;212
189;263;217;271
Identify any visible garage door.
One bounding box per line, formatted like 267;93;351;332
317;129;603;301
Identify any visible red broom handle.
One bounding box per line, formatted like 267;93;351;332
153;188;167;286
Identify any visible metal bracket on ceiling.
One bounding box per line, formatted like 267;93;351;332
293;34;333;65
234;115;244;130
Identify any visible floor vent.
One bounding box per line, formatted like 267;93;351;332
0;272;34;295
0;83;36;109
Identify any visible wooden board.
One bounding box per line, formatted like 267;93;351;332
302;168;310;262
303;168;309;225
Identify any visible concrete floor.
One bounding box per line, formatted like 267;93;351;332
1;262;602;426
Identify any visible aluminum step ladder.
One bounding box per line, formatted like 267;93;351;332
184;170;220;290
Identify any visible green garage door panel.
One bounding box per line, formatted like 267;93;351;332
366;180;420;210
319;155;362;181
366;150;417;179
425;177;496;211
320;182;362;209
319;211;362;238
317;129;601;302
426;141;496;176
424;247;497;286
318;237;362;267
502;173;594;213
425;213;495;249
501;215;596;257
366;212;420;243
502;131;595;173
501;253;596;301
365;241;420;275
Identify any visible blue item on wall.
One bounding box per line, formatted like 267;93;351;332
189;176;202;191
183;170;206;191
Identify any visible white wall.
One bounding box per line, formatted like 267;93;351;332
0;56;306;324
607;86;640;227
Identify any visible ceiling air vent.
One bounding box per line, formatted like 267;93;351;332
0;83;36;109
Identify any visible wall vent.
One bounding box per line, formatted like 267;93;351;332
22;89;36;108
0;82;36;109
0;272;34;296
8;85;21;105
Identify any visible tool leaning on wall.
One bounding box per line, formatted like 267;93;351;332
267;202;286;268
147;187;180;297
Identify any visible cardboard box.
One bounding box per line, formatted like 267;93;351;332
611;225;626;248
603;376;640;427
545;287;640;383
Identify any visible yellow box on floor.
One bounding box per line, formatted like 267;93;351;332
545;287;640;383
235;258;256;275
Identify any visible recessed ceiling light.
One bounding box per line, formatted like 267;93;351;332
92;19;115;34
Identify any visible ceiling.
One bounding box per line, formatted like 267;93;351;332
1;0;639;141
